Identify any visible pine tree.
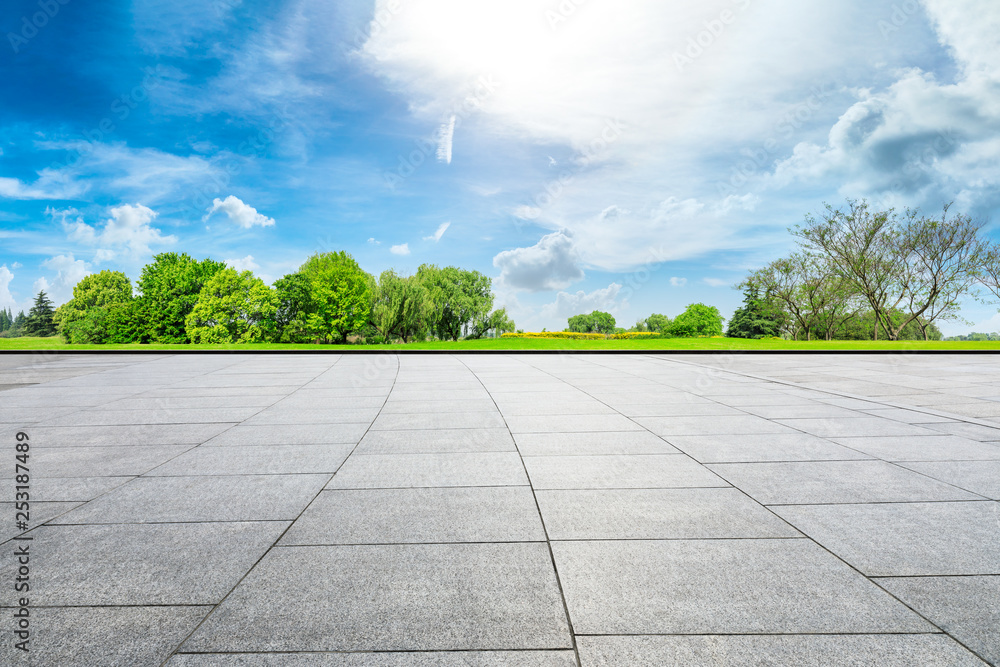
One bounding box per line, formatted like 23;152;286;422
11;311;26;336
24;291;57;337
0;308;9;332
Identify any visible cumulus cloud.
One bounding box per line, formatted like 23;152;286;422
205;195;276;229
57;204;177;257
225;255;260;272
367;237;381;245
541;283;625;319
769;0;1000;211
38;254;92;304
0;265;16;310
493;231;585;292
390;243;410;255
670;277;688;287
423;222;451;242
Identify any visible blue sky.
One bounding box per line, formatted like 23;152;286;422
2;0;999;333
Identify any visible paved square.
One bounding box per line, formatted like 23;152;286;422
2;352;999;665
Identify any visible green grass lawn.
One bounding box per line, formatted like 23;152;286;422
2;336;999;352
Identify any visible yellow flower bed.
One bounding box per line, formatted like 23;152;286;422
501;331;665;340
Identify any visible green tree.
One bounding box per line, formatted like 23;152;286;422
23;291;57;337
273;272;317;343
136;253;227;343
415;264;494;340
0;308;10;332
10;311;26;336
567;310;616;334
54;270;135;344
185;269;279;344
726;285;787;339
299;251;372;343
370;270;431;343
669;303;724;337
644;313;671;333
470;306;516;339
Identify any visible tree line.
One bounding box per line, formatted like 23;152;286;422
9;251;515;344
565;303;725;337
728;200;1000;341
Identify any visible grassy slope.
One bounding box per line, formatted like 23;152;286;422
2;336;999;352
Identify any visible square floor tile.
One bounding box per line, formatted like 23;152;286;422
553;539;931;634
354;429;516;454
281;487;545;544
523;454;726;489
636;415;797;436
829;436;1000;461
0;522;287;604
773;501;1000;576
181;543;572;651
0;606;209;667
706;460;982;504
665;433;870;463
514;432;677;456
897;461;1000;499
536;488;798;540
204;423;368;446
146;444;354;476
53;474;328;523
575;634;986;667
328;453;528;488
878;575;1000;666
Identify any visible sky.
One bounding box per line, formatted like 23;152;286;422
2;0;1000;334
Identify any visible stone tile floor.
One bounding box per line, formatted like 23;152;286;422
0;352;998;666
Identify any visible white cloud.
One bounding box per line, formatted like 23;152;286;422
436;114;457;163
33;140;226;207
359;0;1000;270
205;195;276;229
541;283;625;320
368;237;381;245
512;206;541;220
423;221;450;242
390;243;410;255
703;277;730;287
670;277;688;287
0;265;16;310
225;255;260;272
38;254;92;304
56;204;177;258
0;175;84;201
493;231;584;292
769;0;1000;212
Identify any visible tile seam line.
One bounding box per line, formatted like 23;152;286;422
645;353;1000;431
454;353;583;666
157;353;391;665
637;354;1000;498
562;354;979;653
